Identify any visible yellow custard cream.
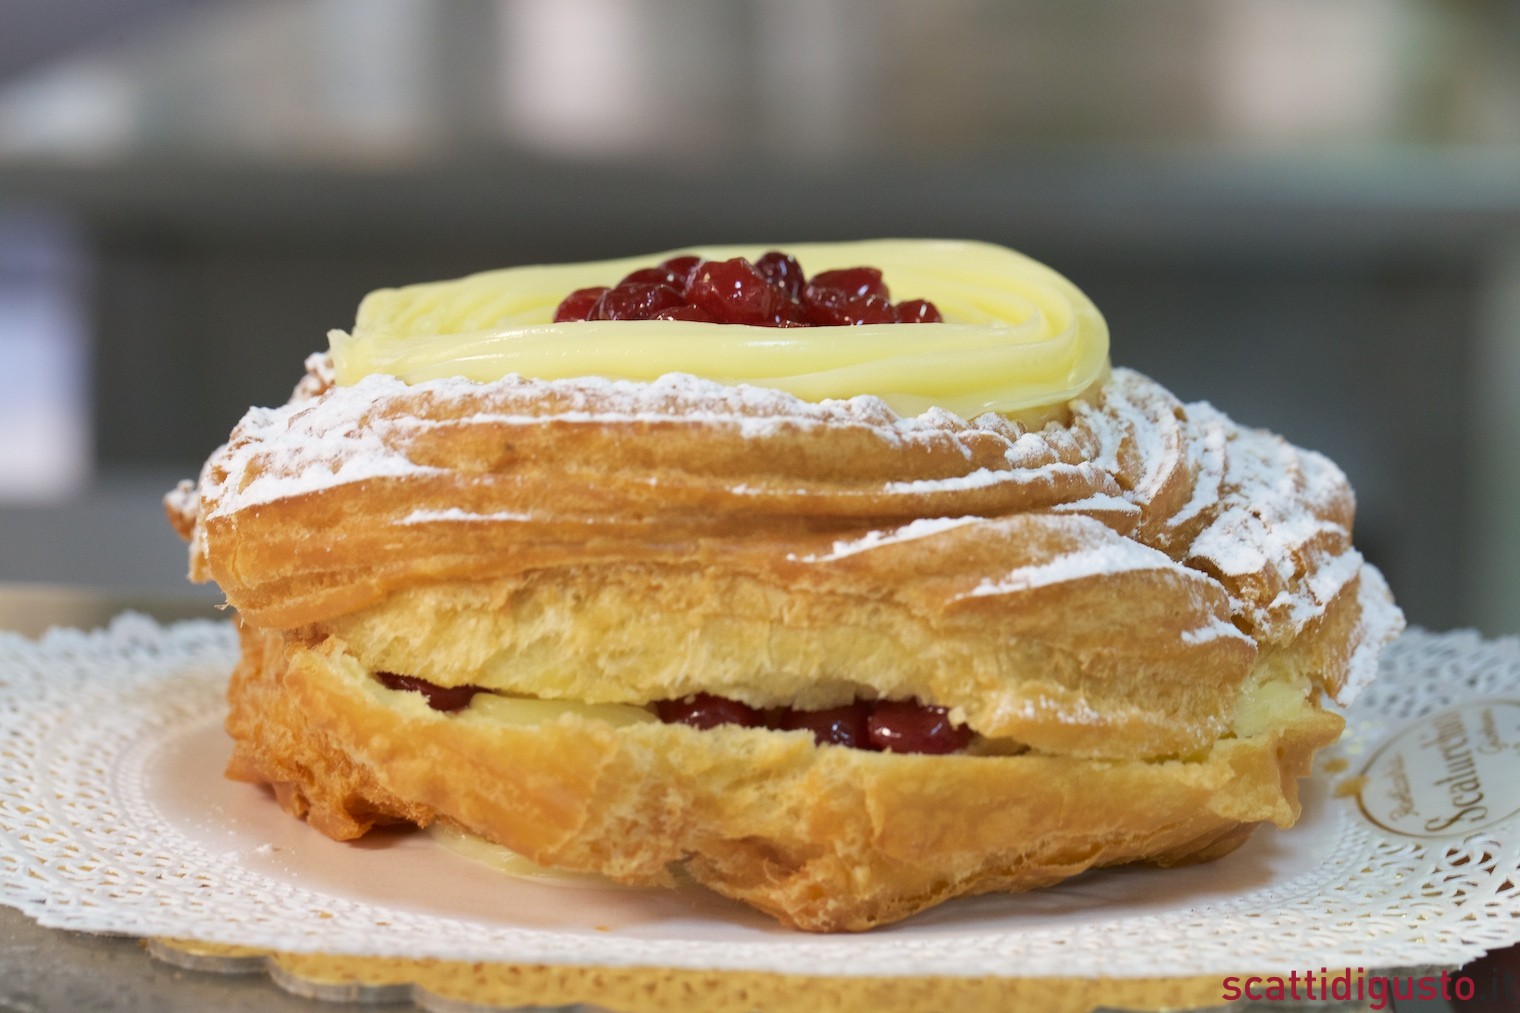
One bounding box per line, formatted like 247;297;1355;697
331;239;1109;420
424;823;629;887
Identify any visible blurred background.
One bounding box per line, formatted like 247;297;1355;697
0;0;1516;634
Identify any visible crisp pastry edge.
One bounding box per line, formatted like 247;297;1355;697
226;621;1348;933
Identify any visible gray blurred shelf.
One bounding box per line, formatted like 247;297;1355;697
2;147;1519;255
0;468;226;598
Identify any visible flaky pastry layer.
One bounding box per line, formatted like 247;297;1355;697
227;624;1344;932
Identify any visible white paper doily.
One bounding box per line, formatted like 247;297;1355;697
1;616;1518;978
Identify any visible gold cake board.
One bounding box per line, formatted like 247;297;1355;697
149;937;1233;1012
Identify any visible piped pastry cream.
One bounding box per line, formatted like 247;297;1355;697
330;239;1110;421
168;238;1404;933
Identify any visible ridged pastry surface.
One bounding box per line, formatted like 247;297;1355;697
182;363;1394;702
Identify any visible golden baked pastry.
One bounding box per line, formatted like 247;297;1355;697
168;240;1402;932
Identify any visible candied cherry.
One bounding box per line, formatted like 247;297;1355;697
803;286;896;326
375;671;485;713
660;254;701;288
651;692;972;753
687;257;783;325
620;266;687;290
553;250;943;329
651;305;715;322
778;704;870;749
894;298;943;324
809;266;889;300
772;299;811;326
553;286;608;323
656;693;764;729
866;700;972;754
755;251;805;301
590;282;685;321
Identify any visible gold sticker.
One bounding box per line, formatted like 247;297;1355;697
1357;699;1520;839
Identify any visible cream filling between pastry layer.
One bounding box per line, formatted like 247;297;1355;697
424;822;629;886
464;692;656;728
330;239;1110;420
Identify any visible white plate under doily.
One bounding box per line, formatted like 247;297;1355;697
1;616;1519;979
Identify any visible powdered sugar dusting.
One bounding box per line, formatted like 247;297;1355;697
788;516;978;562
185;364;1403;700
1165;409;1227;530
883;462;1103;496
1302;546;1369;615
163;479;196;522
203;377;446;520
1189;506;1275;578
201;370;1033;520
399;508;535;524
958;540;1181;599
1049;370;1398;657
1050;493;1140;517
1181;616;1254;647
884;467;1008;495
1179;409;1362;639
291;351;336;402
1079;377;1174;503
1337;562;1402;705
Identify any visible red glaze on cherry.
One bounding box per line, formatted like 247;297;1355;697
553;287;608;323
803;286;895;326
686;257;782;325
656;693;764;729
374;670;972;753
866;700;973;755
659;254;702;284
754;251;805;301
808;266;887;300
619;266;686;289
778;705;869;749
552;250;942;328
651;304;715;322
590;282;684;321
375;671;486;713
651;694;973;753
893;298;944;324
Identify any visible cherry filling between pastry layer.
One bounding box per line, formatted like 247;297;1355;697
375;671;485;712
656;693;972;755
553;251;944;327
373;673;972;755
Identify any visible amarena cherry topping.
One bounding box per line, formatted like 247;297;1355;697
553;251;943;327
